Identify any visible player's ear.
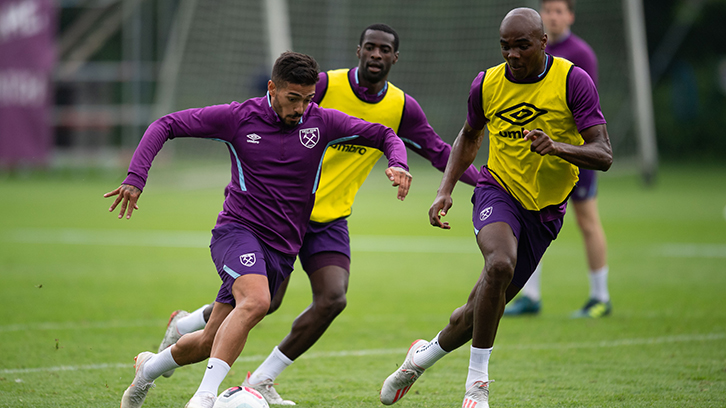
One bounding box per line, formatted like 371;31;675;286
356;45;361;59
268;80;276;96
392;51;399;65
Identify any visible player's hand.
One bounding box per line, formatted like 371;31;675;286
429;193;453;229
104;184;141;219
385;166;412;201
523;129;558;156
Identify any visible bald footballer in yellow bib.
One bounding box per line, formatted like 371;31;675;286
381;8;613;407
156;23;479;405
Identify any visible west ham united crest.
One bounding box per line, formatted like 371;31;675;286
479;206;493;221
299;127;320;149
239;253;256;267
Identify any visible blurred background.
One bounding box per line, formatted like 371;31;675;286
1;0;724;179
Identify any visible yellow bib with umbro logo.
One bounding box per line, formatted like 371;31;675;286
483;57;583;211
311;68;406;223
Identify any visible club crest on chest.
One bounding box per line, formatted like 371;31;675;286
299;127;320;148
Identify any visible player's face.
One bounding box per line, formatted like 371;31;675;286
356;30;399;84
540;1;574;37
268;80;316;128
499;23;547;80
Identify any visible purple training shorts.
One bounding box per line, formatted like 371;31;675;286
210;223;295;307
570;168;597;201
471;185;564;289
297;218;351;274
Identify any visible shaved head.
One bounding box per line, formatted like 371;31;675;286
498;8;548;80
500;7;545;39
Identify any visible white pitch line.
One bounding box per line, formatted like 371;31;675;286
2;228;481;253
654;244;726;258
2;228;211;249
0;319;165;333
1;333;723;375
0;363;130;375
496;332;726;350
7;228;725;257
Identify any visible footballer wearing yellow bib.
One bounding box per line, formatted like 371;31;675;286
312;68;407;222
381;8;613;408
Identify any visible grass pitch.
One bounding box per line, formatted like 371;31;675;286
1;158;725;407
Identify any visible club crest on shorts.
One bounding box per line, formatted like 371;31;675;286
479;206;493;221
239;253;256;267
299;127;320;148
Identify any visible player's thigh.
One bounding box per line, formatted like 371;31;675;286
476;221;518;266
299;219;351;275
471;186;522;268
308;263;350;301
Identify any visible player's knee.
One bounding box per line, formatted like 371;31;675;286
314;292;347;319
578;218;602;239
485;257;515;286
236;296;271;323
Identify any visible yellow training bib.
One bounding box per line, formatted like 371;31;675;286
483;57;583;211
311;69;406;223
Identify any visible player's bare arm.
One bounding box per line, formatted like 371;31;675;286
429;122;485;229
104;183;141;219
385;166;413;201
523;124;612;171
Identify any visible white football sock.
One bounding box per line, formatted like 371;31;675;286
589;266;610;302
520;262;543;302
194;358;230;398
141;347;180;381
412;332;449;369
465;346;493;390
176;305;209;336
248;346;293;384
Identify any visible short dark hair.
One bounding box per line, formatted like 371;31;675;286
271;51;320;87
541;0;575;12
359;23;400;52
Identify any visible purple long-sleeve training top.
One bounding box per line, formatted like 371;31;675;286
123;93;408;255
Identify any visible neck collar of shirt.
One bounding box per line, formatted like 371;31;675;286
351;67;388;102
266;91;304;126
504;53;552;84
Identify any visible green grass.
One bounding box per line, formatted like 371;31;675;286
1;159;725;407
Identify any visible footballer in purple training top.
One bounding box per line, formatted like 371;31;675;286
108;51;412;408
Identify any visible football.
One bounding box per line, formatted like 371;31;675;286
214;386;270;408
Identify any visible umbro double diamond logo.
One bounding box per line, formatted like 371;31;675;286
495;102;548;126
